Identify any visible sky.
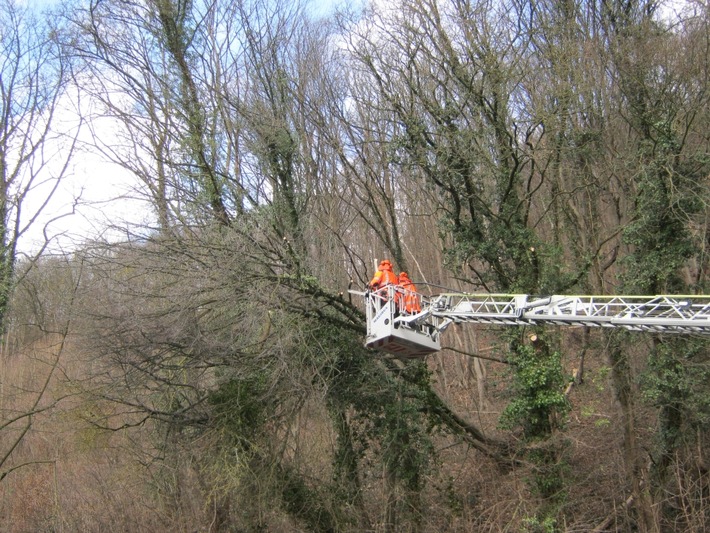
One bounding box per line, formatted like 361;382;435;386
19;148;153;256
17;91;154;255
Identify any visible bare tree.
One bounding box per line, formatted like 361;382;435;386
0;0;78;327
0;0;79;488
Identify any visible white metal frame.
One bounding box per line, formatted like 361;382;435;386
431;294;710;336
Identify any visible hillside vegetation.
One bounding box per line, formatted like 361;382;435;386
2;0;710;531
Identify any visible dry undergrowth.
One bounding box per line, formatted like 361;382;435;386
1;329;705;532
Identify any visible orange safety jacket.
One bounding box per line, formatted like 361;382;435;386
369;261;398;294
398;273;421;314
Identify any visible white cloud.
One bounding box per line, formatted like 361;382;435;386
17;89;153;256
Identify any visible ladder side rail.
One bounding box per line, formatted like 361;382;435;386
494;294;710;323
428;294;710;333
650;296;710;320
425;310;710;335
442;294;522;318
579;296;710;321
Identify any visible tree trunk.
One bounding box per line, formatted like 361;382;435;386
608;333;660;533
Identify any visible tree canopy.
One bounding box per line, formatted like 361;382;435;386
2;0;710;531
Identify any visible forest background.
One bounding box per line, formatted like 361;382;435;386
2;0;710;531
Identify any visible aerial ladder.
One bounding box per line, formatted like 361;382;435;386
356;284;710;359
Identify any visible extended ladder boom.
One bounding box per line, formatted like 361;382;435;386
431;294;710;336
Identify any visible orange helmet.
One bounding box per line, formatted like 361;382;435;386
379;259;392;269
399;272;410;280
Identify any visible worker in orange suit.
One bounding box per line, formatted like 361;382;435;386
369;259;398;292
398;271;421;314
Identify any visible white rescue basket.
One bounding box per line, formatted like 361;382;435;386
364;286;441;359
